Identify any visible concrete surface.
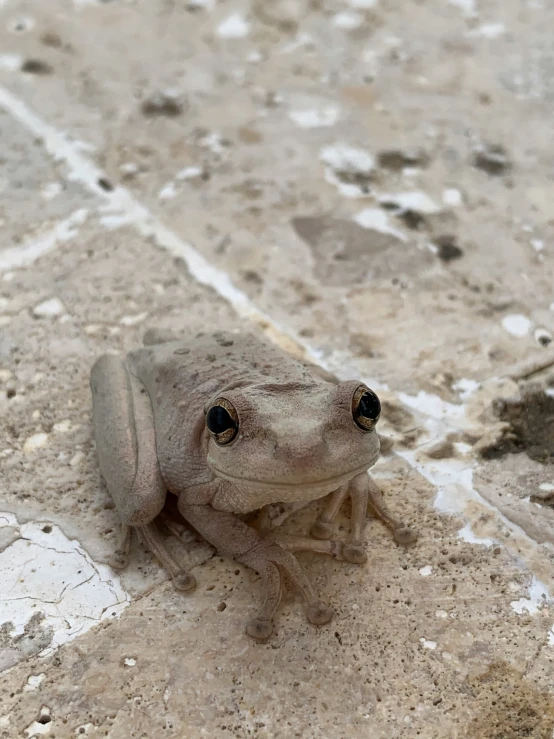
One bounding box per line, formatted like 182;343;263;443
1;0;554;736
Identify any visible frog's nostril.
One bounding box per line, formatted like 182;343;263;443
274;438;327;464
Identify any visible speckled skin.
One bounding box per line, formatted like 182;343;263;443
91;330;416;639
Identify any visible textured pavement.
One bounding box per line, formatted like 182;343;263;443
1;0;554;737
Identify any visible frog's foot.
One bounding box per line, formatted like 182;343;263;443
341;541;367;564
179;503;334;640
366;477;418;546
239;544;334;637
138;523;197;591
311;475;418;550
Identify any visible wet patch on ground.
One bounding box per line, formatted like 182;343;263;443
480;383;554;464
467;661;554;739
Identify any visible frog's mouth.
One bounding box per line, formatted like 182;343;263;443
210;456;378;494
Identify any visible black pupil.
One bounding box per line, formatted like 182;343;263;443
206;406;236;434
358;391;381;420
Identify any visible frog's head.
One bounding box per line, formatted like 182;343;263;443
204;380;381;503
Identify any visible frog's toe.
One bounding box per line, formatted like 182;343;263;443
246;617;274;641
307;602;333;626
107;553;129;570
342;542;367;564
310;521;335;540
393;526;418;546
172;573;197;591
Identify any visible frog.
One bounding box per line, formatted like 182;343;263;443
90;329;417;640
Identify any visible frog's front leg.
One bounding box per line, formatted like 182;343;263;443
90;355;195;590
179;501;333;640
311;473;418;555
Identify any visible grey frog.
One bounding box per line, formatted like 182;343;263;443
90;330;417;639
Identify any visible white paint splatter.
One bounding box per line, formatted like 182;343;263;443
199;131;227;156
176;166;203;180
119;312;148;326
448;0;477;15
289;106;341;128
501;314;532;337
0;209;88;272
419;565;433;577
70;451;86;467
53;419;73;434
539;483;554;492
458;523;493;546
0;516;129;662
23;433;49;453
216;14;250;39
353;208;408;241
159;182;177;200
320;143;375;174
41;182;63;200
420;638;437;650
24;707;53;737
468;22;505;38
530;238;544;252
378;191;441;214
398;390;466;423
0;54;23;71
120;162;139;177
348;0;378;7
510;577;550;615
452;378;480;400
442;188;463;207
124;657;137;667
24;674;46;692
332;11;364;29
33;297;65;317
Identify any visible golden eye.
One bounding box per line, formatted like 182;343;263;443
352;385;381;431
206;398;239;445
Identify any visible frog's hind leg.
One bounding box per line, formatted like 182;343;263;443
138;523;196;591
106;524;132;570
91;355;196;590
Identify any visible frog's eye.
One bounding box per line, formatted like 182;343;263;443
352;385;381;431
206;399;239;445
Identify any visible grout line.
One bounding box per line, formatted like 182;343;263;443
0;84;552;600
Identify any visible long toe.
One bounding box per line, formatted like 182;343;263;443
107;553;129;571
342;542;368;564
172;573;197;591
307;602;334;626
310;521;335;540
393;526;418;545
246;618;274;641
